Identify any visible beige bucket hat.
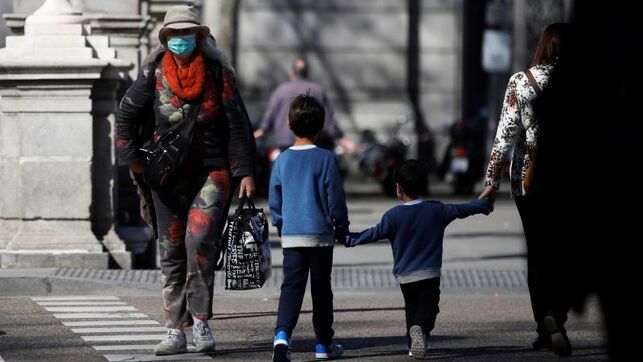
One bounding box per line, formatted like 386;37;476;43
158;5;210;44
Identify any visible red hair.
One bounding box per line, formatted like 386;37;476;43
531;23;570;67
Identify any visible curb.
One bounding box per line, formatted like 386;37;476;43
1;267;528;297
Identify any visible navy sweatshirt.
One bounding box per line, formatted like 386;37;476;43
269;145;349;248
345;199;491;283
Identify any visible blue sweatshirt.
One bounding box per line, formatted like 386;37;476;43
269;145;349;248
346;199;491;283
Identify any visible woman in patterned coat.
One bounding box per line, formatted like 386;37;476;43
479;23;572;357
115;5;255;356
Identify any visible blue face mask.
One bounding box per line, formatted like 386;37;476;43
167;35;196;56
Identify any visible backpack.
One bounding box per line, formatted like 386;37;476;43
219;197;272;290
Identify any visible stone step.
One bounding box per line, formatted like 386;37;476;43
25;23;87;36
2;47;94;60
6;35;87;48
86;36;109;49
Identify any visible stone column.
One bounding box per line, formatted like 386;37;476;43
3;14;152;81
0;0;132;268
88;15;153;80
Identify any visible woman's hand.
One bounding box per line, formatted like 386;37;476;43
479;185;497;205
128;160;145;174
239;176;256;198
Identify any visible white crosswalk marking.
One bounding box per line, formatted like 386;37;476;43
104;354;212;361
64;320;160;327
44;306;138;312
92;345;159;351
53;313;149;319
71;327;167;333
32;296;121;301
82;334;168;342
32;296;212;360
38;301;128;306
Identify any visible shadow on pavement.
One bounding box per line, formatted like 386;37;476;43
213;306;405;321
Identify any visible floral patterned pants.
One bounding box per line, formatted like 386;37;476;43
151;169;231;329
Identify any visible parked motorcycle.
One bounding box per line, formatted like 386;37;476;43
439;116;486;195
358;112;411;197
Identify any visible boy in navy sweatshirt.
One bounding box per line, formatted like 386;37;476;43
269;94;348;362
345;159;492;359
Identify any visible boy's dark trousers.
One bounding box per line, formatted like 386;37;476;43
275;247;335;345
400;277;441;344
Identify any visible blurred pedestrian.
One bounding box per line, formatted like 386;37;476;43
254;58;354;152
479;23;572;356
115;5;255;356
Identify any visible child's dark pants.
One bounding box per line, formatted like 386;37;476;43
400;277;441;345
275;247;335;345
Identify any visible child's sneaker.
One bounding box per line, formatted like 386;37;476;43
409;348;429;358
273;330;291;362
409;325;426;359
315;342;343;360
192;319;215;352
154;328;187;355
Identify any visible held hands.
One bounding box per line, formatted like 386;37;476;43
239;176;256;199
333;224;349;246
478;185;497;213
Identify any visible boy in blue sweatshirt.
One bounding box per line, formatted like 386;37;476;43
269;94;348;362
345;159;492;359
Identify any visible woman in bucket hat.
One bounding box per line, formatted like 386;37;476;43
116;5;255;356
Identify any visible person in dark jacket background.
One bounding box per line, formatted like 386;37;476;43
254;58;354;152
115;5;255;356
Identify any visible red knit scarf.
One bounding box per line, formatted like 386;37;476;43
162;50;206;101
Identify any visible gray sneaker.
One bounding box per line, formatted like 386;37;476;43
409;325;427;359
154;328;187;356
193;319;216;352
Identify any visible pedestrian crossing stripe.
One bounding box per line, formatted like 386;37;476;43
71;327;167;333
63;320;160;326
32;296;213;361
37;301;129;306
32;296;121;301
104;354;211;361
53;313;149;319
44;306;138;312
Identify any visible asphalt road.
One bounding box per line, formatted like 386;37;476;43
0;292;607;362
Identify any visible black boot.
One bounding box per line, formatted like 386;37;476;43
544;315;572;357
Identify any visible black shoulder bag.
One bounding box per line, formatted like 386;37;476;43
140;101;201;191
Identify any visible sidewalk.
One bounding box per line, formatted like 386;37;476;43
2;182;523;297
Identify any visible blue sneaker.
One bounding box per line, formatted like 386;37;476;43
315;342;343;360
273;330;291;362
